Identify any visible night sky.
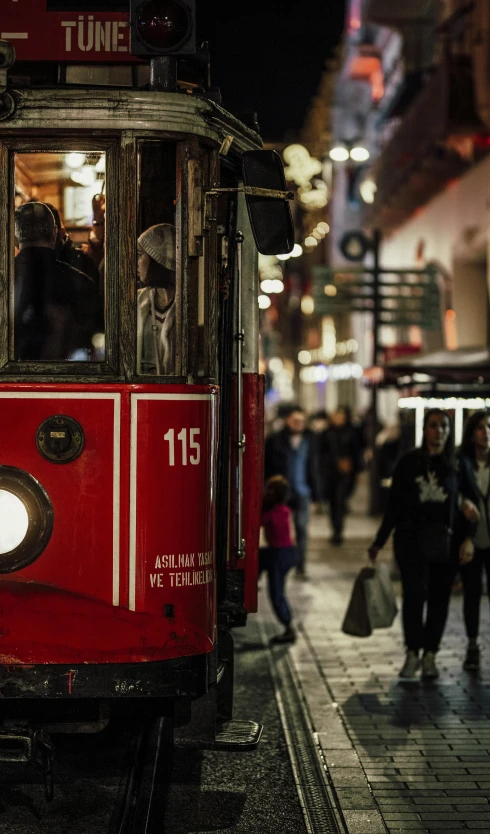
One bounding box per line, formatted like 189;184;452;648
41;0;346;143
201;0;347;142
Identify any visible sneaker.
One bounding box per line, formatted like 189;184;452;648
270;626;296;645
399;650;420;680
463;643;480;671
421;651;439;680
330;534;344;546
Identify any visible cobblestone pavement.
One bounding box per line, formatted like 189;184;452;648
258;487;490;833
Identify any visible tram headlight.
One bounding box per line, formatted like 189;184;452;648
0;467;53;574
0;491;29;554
130;0;196;56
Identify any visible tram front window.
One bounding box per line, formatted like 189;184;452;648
137;141;177;376
13;151;105;362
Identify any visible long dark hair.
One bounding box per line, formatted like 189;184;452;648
420;407;455;468
460;410;490;465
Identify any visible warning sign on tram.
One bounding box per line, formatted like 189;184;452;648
1;0;136;62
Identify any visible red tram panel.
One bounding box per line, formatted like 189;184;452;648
131;391;217;641
0;383;217;665
241;373;265;614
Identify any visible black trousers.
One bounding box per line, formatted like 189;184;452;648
326;474;351;536
259;546;298;626
395;540;456;653
460;547;490;640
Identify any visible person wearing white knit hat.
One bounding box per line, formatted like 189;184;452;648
137;223;176;375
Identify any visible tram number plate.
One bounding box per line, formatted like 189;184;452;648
164;428;201;467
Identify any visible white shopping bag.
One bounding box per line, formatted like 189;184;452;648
363;564;398;630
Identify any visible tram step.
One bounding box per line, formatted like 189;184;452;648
211;719;263;751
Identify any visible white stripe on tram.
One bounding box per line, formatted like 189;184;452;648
112;396;121;607
129;396;138;612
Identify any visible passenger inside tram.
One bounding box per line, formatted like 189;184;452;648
136;223;176;375
12;150;106;361
44;201;102;291
14;201;103;361
136;140;177;376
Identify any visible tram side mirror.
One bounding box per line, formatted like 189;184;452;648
242;150;294;256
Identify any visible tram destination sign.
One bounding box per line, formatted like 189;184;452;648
1;0;136;62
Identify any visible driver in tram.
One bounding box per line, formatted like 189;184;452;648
137;223;176;375
14;202;103;361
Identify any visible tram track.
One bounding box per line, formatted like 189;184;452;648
112;717;173;834
0;622;334;833
0;715;173;834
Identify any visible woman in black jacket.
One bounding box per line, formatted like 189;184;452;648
458;410;490;672
368;408;476;681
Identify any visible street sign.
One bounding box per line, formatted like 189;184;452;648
311;265;441;330
1;0;134;62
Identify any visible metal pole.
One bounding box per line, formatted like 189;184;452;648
372;228;381;367
369;229;382;515
235;232;246;559
149;57;177;92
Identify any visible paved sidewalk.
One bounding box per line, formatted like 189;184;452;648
259;486;490;833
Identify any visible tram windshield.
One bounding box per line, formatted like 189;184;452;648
13;151;105;362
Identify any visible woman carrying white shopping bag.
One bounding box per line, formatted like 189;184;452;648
368;409;477;682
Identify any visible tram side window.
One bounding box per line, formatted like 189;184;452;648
12;151;105;362
137;142;177;376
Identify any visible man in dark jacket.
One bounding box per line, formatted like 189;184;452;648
264;406;320;578
321;406;363;545
44;202;102;291
14;202;103;361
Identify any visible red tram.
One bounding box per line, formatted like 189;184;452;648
0;0;293;775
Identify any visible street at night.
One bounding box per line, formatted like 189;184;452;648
1;0;490;832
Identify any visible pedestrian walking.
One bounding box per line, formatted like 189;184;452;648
260;475;299;644
368;408;476;681
457;410;490;672
307;409;329;516
321;406;363;544
264;406;320;579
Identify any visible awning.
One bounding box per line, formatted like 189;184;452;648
387;346;490;369
382;346;490;386
366;0;437;26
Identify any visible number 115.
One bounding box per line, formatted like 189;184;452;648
164;428;201;466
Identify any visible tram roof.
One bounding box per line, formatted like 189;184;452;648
0;86;263;153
